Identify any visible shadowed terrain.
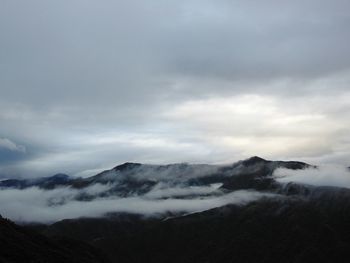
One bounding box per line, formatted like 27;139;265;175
0;215;109;263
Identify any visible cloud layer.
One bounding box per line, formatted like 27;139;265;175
274;165;350;189
1;0;350;177
0;184;272;223
0;138;26;153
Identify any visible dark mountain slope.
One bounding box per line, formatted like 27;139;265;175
0;157;310;194
0;215;109;263
218;156;310;191
0;174;71;189
39;187;350;263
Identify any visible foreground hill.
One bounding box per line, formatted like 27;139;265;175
39;192;350;263
0;215;109;263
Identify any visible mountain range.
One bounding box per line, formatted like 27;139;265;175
1;156;350;262
0;156;310;194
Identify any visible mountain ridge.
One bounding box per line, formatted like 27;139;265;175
0;156;310;191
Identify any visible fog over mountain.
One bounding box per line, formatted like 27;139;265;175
275;165;350;188
0;156;349;224
2;157;350;262
0;186;272;223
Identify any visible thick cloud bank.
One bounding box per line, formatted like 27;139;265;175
274;165;350;189
0;184;272;223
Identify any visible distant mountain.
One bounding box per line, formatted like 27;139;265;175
0;173;71;189
0;156;311;197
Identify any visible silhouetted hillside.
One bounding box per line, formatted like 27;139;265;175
37;194;350;263
0;215;109;263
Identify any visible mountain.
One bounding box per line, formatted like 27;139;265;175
0;215;109;263
0;173;71;189
0;156;311;196
2;156;350;262
0;156;315;218
38;192;350;263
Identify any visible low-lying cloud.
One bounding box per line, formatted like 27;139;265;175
274;165;350;189
143;183;223;199
0;184;273;223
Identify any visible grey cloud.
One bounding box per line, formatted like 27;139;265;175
0;185;273;223
161;0;350;83
0;138;27;170
1;0;350;176
274;165;350;189
0;133;222;178
1;0;350;109
0;138;26;153
144;183;223;199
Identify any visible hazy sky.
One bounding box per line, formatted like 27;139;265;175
1;0;350;178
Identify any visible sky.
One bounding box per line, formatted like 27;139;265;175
1;0;350;178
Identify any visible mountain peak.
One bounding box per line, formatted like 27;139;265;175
50;173;70;180
241;156;268;166
113;162;142;171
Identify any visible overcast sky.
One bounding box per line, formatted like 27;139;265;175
1;0;350;178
